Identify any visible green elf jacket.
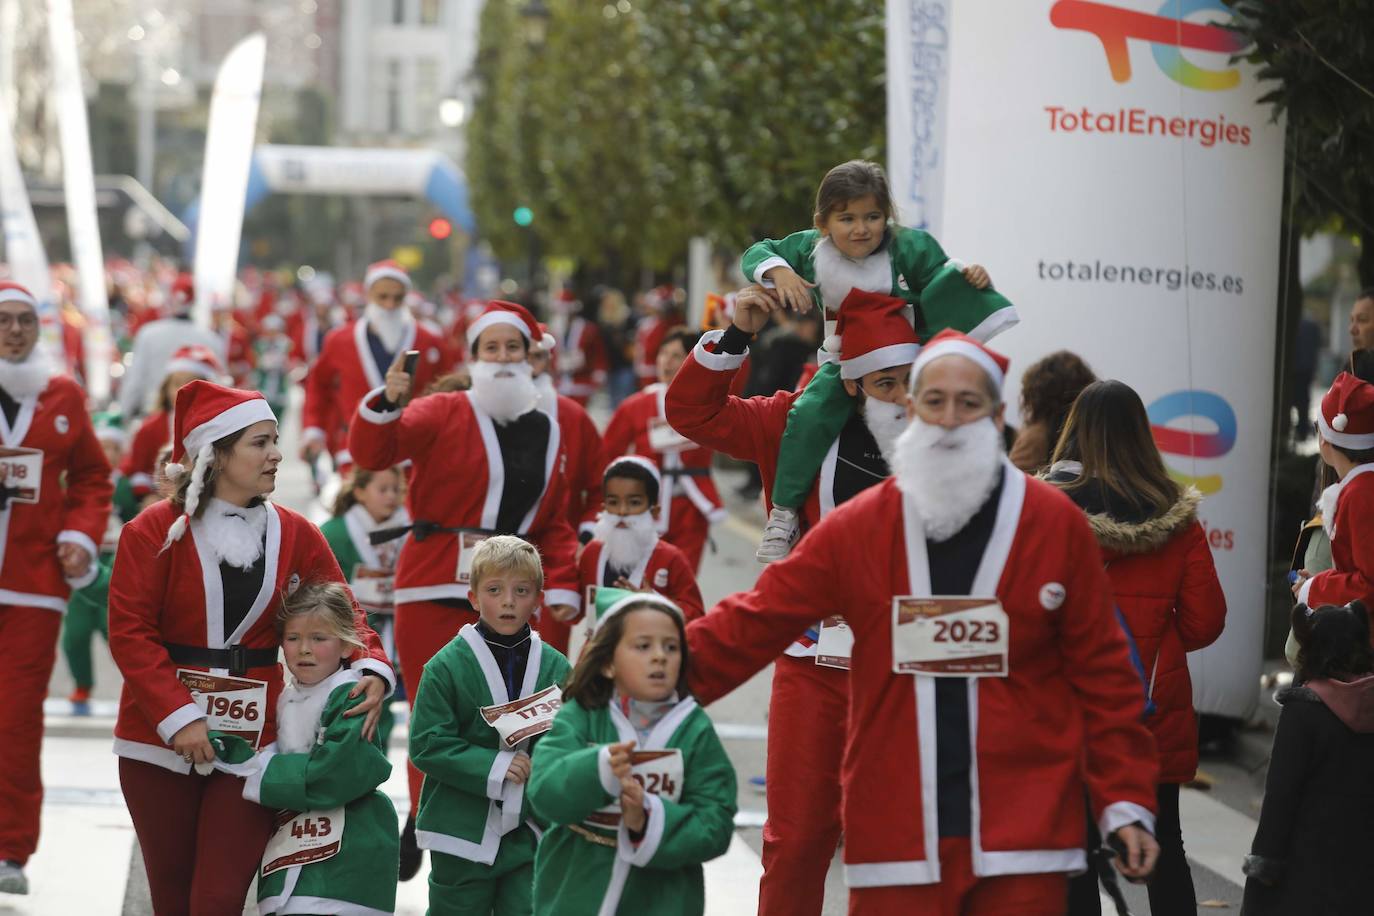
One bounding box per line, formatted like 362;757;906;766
212;665;398;916
410;624;572;865
741;226;1018;344
527;696;737;915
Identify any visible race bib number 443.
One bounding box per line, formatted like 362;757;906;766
891;597;1009;677
261;807;345;877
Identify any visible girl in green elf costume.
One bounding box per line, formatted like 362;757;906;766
741;159;1018;562
209;580;399;916
528;588;737;915
409;535;572;916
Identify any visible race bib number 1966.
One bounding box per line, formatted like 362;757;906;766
891;597;1009;677
176;669;268;746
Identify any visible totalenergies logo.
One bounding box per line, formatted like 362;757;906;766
1147;390;1236;495
1050;0;1250;91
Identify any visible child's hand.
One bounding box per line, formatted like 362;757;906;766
962;264;991;289
764;266;816;313
620;776;647;832
505;751;532;785
607;740;637;780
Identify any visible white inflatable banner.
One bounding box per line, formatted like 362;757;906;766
255;145;437;197
930;0;1284;718
885;0;952;235
46;0;113;398
194;33;265;326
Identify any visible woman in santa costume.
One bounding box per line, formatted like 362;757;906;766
348;298;580;877
107;380;394;915
600;326;729;573
666;286;917;915
1294;371;1374;614
300;259;453;472
530;325;605;654
576;456;705;627
0;282;113;897
121;343;224;502
685;330;1160;914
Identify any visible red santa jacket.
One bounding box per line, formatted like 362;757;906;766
599;383;726;537
578;538;704;623
553;393;603;537
1300;464;1374;613
301;319;452;463
0;374;113;611
665;329;850;657
348;388;580;610
687;470;1159;883
1076;489;1226;784
107;500;393;773
121;409;171;497
556;317;608;402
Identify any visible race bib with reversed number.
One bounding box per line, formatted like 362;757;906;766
585;748;685;828
891;597;1009;677
647;418;693;454
176;669;268;746
480;685;564;749
261;807;345;877
455;533;491;585
815;616;853;670
0;447;43;504
350;565;395;612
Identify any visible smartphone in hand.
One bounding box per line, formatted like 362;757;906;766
403;349;420;375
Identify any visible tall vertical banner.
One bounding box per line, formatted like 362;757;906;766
193;33;265;327
46;0;113;400
914;0;1284;718
885;0;952;235
0;0;59;355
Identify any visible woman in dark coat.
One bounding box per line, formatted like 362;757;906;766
1243;601;1374;915
1047;380;1227;914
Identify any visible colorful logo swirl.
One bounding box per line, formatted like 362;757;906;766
1147;389;1237;494
1050;0;1250;91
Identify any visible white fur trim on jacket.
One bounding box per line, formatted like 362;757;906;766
692;329;748;372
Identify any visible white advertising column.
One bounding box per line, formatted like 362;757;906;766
930;0;1285;718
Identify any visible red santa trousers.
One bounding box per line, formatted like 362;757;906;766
759;654;846;915
396;598;479;816
664;497;710;573
119;759;276;916
0;605;61;865
847;837;1068;915
535;611;572;657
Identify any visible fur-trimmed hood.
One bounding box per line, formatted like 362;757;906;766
1081;487;1202;555
1278;675;1374;734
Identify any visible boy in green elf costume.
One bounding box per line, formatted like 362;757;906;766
741;159;1017;562
209;581;399;915
528;588;736;915
409;535;572;915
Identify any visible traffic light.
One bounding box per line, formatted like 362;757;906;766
428;217;452;240
513;206;534;227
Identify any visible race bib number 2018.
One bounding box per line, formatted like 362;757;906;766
891;597;1009;677
0;447;42;504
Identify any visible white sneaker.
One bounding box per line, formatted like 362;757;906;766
0;860;28;895
756;506;801;563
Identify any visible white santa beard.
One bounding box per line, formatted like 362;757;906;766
0;346;54;400
275;678;331;754
860;396;910;465
364;303;413;352
199;498;268;569
812;235;892;312
468;360;539;424
891;416;1003;542
534;372;558;415
592;510;659;574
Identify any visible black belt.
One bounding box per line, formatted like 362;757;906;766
662;468;709;478
370;521;500;546
164;642;277;677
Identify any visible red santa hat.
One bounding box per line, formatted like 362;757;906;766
833;290;922;380
910;328;1010;393
465;300;556;350
604;454;662;491
0;281;37;310
170;273;194;303
161;380;277;549
165;344;224;382
363;259;412;292
1318;371;1374;450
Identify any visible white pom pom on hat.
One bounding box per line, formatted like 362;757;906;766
163;462;187;481
541;332;557;350
823;334;842;354
1334;413;1349;432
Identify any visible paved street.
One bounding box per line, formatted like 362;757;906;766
12;391;1270;915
